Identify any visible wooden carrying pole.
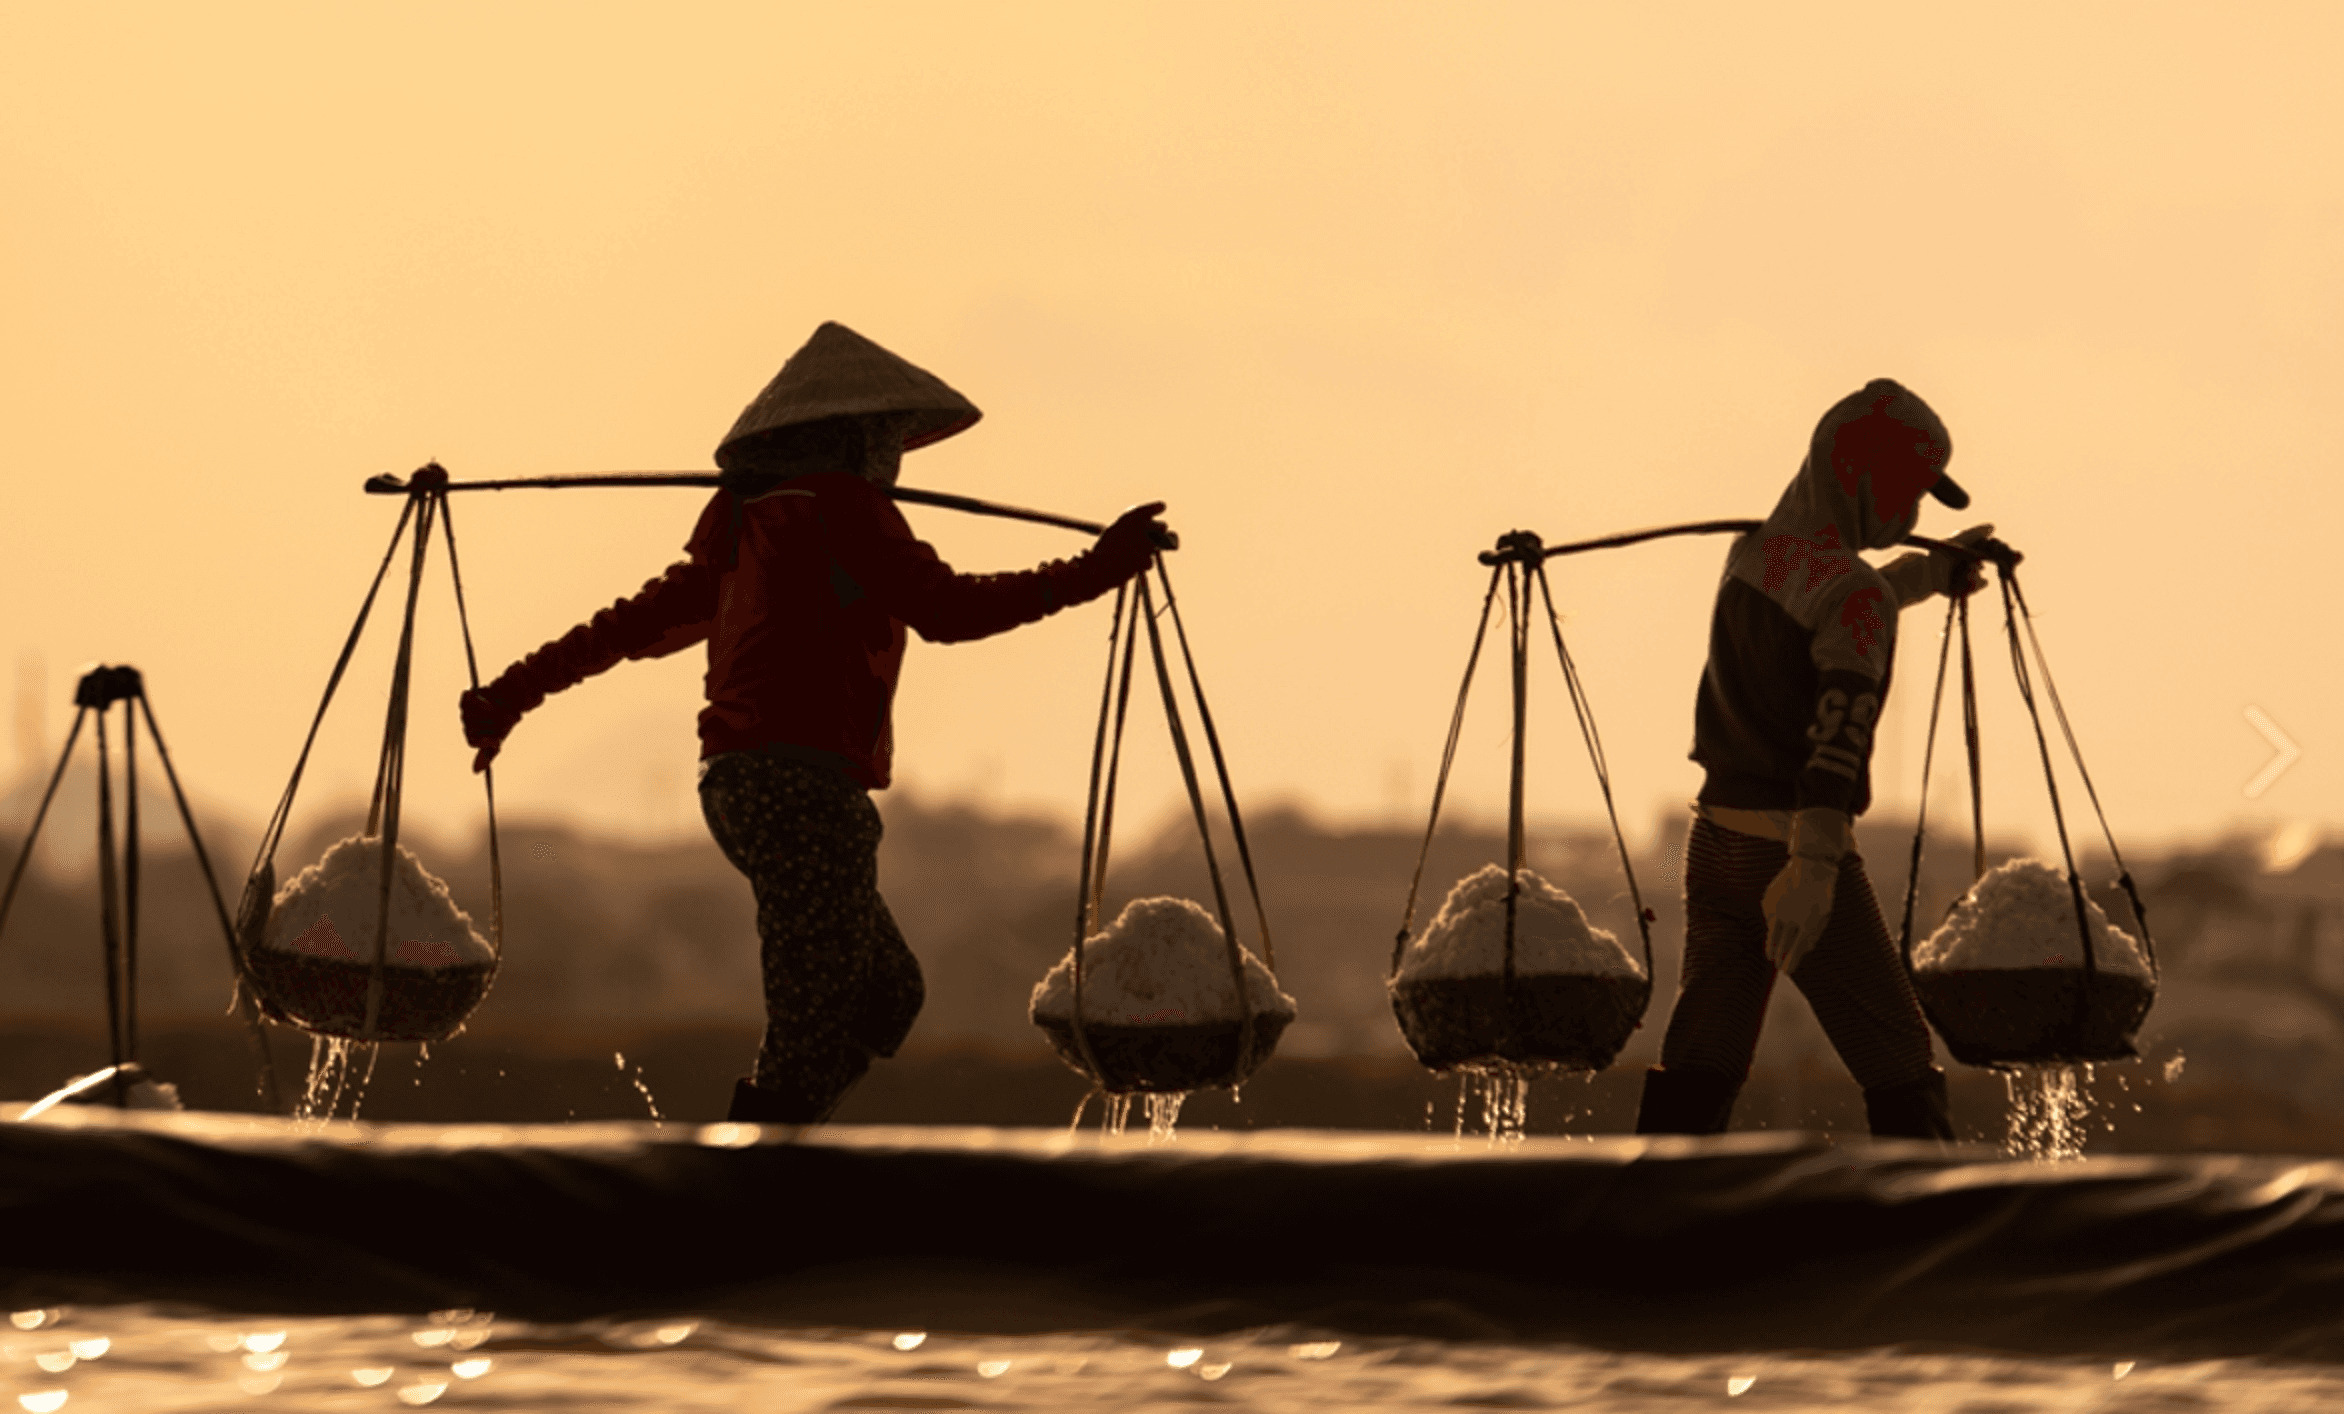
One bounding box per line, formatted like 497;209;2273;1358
363;466;1178;549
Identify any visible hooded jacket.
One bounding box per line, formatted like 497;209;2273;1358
1691;381;1953;816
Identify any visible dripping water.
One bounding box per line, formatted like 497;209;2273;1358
2002;1062;2097;1162
1143;1092;1186;1145
296;1036;381;1123
1452;1065;1534;1146
1544;1071;1600;1141
614;1051;665;1128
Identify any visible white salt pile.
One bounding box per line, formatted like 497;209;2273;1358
262;836;493;969
1395;865;1643;982
1030;896;1295;1027
1913;858;2151;978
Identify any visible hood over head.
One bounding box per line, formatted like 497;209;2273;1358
1765;378;1962;552
715;322;982;474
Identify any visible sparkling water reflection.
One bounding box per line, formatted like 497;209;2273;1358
6;1305;2340;1412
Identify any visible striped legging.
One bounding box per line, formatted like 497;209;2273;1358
1659;814;1936;1092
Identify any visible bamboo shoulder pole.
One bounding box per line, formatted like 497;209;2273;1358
362;466;1177;548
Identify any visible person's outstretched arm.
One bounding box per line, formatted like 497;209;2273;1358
827;487;1169;643
459;505;725;770
1880;523;1995;607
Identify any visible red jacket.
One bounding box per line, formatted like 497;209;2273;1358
494;472;1126;788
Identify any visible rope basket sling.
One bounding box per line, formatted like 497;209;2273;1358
1387;531;1657;1074
0;666;286;1110
1028;559;1288;1096
230;466;505;1045
1894;555;2158;1068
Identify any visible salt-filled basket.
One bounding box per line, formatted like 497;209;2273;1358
1390;864;1649;1072
1909;858;2156;1067
247;836;496;1043
1030;896;1296;1094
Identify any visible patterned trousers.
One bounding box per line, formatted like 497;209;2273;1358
697;752;925;1109
1658;815;1937;1092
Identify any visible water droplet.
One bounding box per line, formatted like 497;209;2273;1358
891;1332;926;1351
2000;1063;2095;1161
19;1391;68;1413
242;1350;288;1372
614;1051;627;1070
353;1367;396;1387
1146;1092;1187;1145
2113;1361;2135;1380
1167;1348;1203;1369
239;1374;283;1396
33;1352;73;1374
298;1036;382;1123
414;1328;456;1348
243;1330;288;1353
653;1323;695;1346
1728;1375;1756;1396
977;1360;1011;1378
452;1358;493;1379
397;1379;450;1405
66;1338;107;1360
204;1332;243;1353
1199;1362;1232;1381
1289;1341;1341;1360
9;1311;47;1331
628;1071;665;1125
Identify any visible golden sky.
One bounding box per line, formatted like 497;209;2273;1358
3;4;2337;863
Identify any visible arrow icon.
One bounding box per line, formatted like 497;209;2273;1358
2244;706;2301;798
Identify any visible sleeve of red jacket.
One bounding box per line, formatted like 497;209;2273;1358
820;479;1128;644
489;498;724;712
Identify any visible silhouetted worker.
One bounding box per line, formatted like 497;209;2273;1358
1637;379;1990;1141
459;323;1167;1124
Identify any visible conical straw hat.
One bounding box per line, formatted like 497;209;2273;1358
715;322;982;470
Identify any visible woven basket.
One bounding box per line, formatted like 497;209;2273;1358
1033;1012;1291;1094
1391;971;1648;1073
1912;965;2155;1068
244;947;494;1044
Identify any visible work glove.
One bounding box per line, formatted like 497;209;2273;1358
1881;523;1995;606
459;679;536;773
1761;807;1851;974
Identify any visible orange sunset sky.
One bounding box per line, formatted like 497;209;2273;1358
3;5;2338;866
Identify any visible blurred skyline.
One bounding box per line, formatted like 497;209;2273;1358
4;5;2338;861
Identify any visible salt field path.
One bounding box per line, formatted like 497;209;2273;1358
5;1108;2343;1363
